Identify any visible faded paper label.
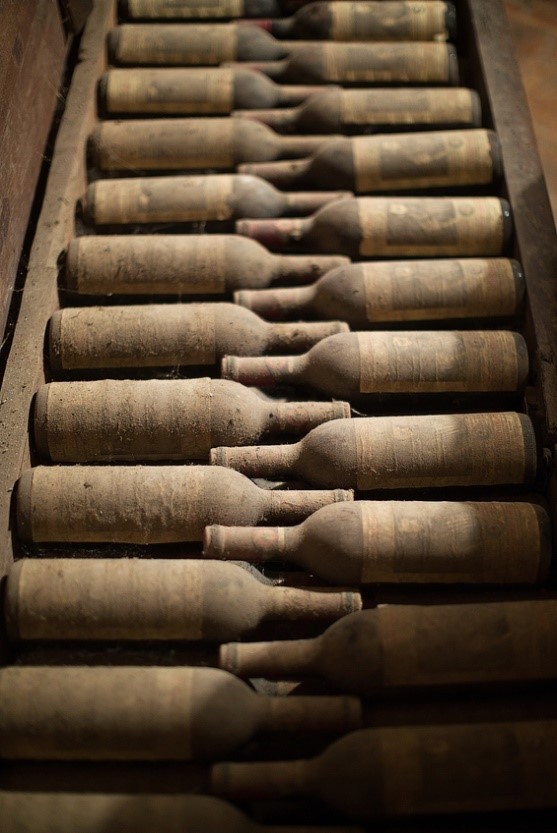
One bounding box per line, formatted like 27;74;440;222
341;88;474;127
107;69;235;115
117;24;238;65
353;130;493;192
331;1;447;42
362;259;517;322
358;197;505;257
128;0;243;18
324;42;449;83
357;331;518;393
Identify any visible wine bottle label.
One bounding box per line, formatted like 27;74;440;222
115;25;238;65
323;43;449;83
92;176;234;224
359;502;543;583
358;198;505;257
127;0;244;17
11;559;205;640
357;331;519;393
354;413;530;490
353;130;493;192
0;666;194;759
53;305;217;370
362;259;518;322
106;69;235;114
341;88;475;127
331;1;448;42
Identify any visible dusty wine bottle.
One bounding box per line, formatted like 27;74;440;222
0;666;362;761
222;330;529;398
100;68;329;116
229;42;459;85
81;175;352;228
64;235;349;296
210;412;537;489
221;598;557;690
204;500;551;585
237;196;512;257
120;0;430;20
252;1;455;42
34;378;350;462
235;258;524;324
48;304;348;372
234;87;481;135
0;792;365;833
91;119;340;173
16;465;352;544
240;129;502;193
108;23;293;65
5;559;361;642
212;721;557;818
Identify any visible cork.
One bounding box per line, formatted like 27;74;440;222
125;0;244;17
340;87;480;128
92;119;236;171
362;258;522;322
331;1;451;42
0;792;366;833
352;129;497;192
357;330;527;393
354;412;537;490
110;24;238;66
102;68;235;115
322;42;458;84
357;197;509;257
49;304;217;370
16;465;352;544
359;500;550;584
84;175;234;226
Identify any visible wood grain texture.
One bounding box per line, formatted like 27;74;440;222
0;0;66;341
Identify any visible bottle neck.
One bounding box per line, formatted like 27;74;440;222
221;354;306;388
258;693;361;734
241;159;311;188
236;217;312;251
212;759;308;801
241;59;287;81
284;191;352;216
273;400;350;434
232;107;300;133
221;635;322;678
211;441;300;480
235;285;316;318
266;488;353;522
265;585;360;623
273;253;349;284
267;319;347;350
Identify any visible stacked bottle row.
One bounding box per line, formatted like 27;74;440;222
3;2;555;831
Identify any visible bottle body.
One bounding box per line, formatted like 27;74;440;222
65;235;349;296
48;303;348;372
235;259;524;324
204;500;551;585
16;465;352;544
211;412;538;490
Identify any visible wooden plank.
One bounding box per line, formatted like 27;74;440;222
463;0;557;445
0;0;67;341
0;0;116;578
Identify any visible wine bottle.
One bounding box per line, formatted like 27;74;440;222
108;23;293;66
222;598;557;690
90;119;341;173
235;258;524;324
120;0;383;19
0;666;361;760
65;235;349;296
82;175;352;228
222;330;529;398
229;42;459;85
100;68;329;116
48;304;349;372
34;378;350;463
16;465;352;544
212;721;557;818
0;792;365;833
204;500;550;585
5;559;361;642
210;412;537;489
234;87;481;135
237;196;512;257
240;129;502;193
252;1;455;42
